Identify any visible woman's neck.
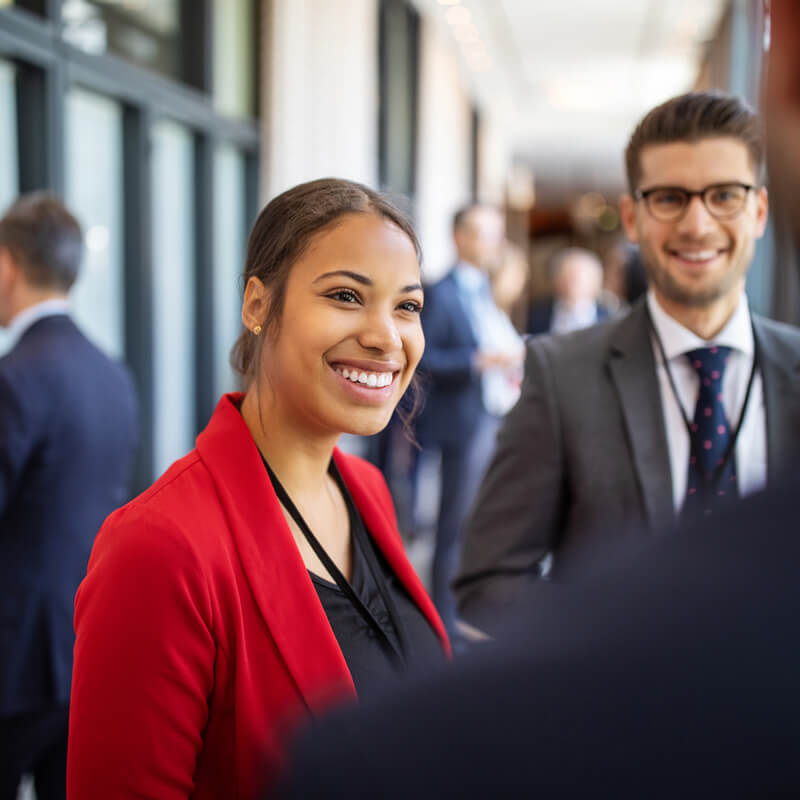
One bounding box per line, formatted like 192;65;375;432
239;387;338;499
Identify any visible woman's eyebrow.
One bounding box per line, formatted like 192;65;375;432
313;271;423;294
313;270;371;285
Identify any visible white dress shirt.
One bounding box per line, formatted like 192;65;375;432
647;290;767;513
5;298;71;344
550;298;598;335
453;261;524;416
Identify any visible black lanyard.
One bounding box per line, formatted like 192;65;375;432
263;458;410;670
646;306;759;494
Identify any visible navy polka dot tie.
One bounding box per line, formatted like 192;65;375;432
682;346;738;519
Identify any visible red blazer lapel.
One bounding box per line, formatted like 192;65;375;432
196;394;356;711
334;450;451;657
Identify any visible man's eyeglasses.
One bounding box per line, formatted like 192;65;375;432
633;182;757;222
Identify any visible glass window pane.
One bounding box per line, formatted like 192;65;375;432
65;87;125;359
151;119;195;475
62;0;181;83
0;59;19;358
212;0;254;117
213;144;247;398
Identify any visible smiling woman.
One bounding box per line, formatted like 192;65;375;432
67;178;449;800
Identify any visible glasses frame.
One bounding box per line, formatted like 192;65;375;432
633;182;758;222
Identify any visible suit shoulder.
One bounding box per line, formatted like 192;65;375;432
752;313;800;344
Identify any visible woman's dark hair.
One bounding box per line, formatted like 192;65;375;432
230;177;424;431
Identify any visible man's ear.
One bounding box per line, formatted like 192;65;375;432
0;246;19;289
619;194;639;244
241;276;270;333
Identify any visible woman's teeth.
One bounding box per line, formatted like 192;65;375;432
336;367;394;388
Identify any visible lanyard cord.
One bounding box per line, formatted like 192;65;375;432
263;458;408;670
645;305;759;492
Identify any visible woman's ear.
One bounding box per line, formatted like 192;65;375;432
241;276;269;333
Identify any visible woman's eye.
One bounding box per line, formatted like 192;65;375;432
398;300;422;313
328;289;360;304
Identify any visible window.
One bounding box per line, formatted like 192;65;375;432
212;144;247;397
151;119;196;475
65;87;125;358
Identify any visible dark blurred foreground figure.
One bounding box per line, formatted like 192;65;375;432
275;5;800;795
0;194;138;800
277;486;800;798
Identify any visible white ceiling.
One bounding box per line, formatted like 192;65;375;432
415;0;729;199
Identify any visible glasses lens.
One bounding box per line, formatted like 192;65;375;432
705;184;748;217
646;188;687;221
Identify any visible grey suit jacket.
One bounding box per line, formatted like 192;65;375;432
455;299;800;628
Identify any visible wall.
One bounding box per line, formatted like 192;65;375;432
414;18;473;281
263;0;379;200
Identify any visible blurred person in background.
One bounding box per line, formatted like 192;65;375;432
275;10;800;794
0;193;137;800
526;246;611;335
490;240;529;322
604;238;649;306
67;178;449;800
456;91;800;633
415;203;524;637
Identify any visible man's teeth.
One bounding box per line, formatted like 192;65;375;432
675;250;718;261
336;367;394;388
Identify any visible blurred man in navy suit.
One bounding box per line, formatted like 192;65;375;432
415;204;523;634
0;193;137;799
275;4;800;796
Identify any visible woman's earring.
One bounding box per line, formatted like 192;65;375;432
252;325;262;336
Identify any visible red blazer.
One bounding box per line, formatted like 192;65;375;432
68;394;448;799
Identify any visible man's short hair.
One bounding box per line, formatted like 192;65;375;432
0;192;83;291
624;92;765;193
453;203;500;233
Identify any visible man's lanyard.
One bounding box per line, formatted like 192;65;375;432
263;458;410;670
645;306;759;494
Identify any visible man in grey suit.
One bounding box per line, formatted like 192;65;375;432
456;91;800;631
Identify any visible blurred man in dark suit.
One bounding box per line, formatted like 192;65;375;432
0;193;137;799
526;247;610;336
275;4;800;795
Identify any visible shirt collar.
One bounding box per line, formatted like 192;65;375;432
7;298;71;342
646;289;753;362
453;260;488;293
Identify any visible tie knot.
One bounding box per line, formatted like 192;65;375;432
685;346;731;381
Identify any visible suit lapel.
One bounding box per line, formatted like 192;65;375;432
334;452;451;656
196;395;356;712
607;302;675;530
753;318;800;481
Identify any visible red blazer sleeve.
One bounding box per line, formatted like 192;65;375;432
68;509;215;799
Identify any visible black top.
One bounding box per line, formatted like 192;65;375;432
264;459;444;697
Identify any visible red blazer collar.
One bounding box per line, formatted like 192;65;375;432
195;394;449;711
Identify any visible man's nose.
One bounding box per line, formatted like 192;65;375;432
676;194;717;234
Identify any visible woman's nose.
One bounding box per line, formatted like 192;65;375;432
358;308;402;352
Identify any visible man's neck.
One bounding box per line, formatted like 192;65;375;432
10;288;68;321
652;286;744;341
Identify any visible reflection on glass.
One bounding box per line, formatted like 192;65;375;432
151;119;195;476
65;88;125;359
62;0;180;82
0;59;19;358
213;145;247;397
213;0;253;117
